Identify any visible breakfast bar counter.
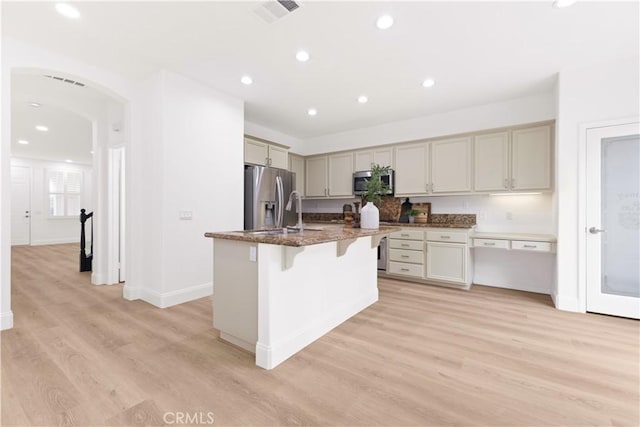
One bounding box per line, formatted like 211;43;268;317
205;224;394;369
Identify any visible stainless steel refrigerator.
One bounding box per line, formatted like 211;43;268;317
244;165;297;230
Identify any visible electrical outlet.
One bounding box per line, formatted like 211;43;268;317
179;211;193;220
249;246;257;262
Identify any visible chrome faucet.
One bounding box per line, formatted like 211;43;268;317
285;190;303;232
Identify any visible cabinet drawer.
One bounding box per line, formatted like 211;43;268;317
389;239;424;251
390;229;424;240
389;248;424;264
511;240;552;252
473;238;510;249
389;262;424;278
426;230;468;243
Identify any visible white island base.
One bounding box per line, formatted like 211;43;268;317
212;235;382;369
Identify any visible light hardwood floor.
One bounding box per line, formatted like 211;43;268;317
2;243;639;426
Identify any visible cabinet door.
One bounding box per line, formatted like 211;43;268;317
354;151;374;172
474;132;509;192
394;143;429;195
354;148;393;172
269;145;289;169
244;138;268;166
511;125;552;190
426;242;467;284
431;137;472;193
289;154;305;196
305;156;328;197
328;153;354;196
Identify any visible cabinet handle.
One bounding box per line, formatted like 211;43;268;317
426;183;429;192
401;233;410;237
523;244;536;248
401;255;409;258
440;235;450;239
400;268;410;272
401;244;409;247
431;183;434;192
504;178;508;189
512;178;516;188
484;242;495;246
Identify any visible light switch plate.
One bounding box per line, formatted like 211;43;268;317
179;211;193;220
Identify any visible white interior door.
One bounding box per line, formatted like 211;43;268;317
11;165;31;245
586;122;640;319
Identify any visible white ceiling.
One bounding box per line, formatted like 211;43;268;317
11;73;117;164
2;1;639;140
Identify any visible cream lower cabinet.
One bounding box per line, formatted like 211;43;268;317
385;227;472;289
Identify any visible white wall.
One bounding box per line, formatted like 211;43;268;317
298;92;555;155
124;70;244;307
10;157;93;245
555;55;640;312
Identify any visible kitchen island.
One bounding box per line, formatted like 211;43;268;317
205;224;394;369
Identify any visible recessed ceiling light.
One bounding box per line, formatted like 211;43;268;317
307;108;317;116
241;75;253;85
29;102;41;108
422;78;436;88
55;3;80;19
376;15;394;30
17;139;29;145
552;0;577;8
358;95;368;104
296;50;310;62
35;125;49;131
65;159;73;163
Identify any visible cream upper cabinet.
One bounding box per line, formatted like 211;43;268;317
354;147;393;171
244;138;269;166
474;131;510;192
328;153;354;196
511;125;552;190
244;137;289;169
289;154;305;196
431;137;472;193
269;145;289;169
394;142;429;195
305;156;328;197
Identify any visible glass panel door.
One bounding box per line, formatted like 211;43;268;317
601;135;640;298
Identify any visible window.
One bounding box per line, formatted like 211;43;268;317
47;169;82;217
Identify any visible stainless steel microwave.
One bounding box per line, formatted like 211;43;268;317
353;170;395;196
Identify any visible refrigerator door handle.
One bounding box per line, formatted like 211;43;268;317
275;175;284;227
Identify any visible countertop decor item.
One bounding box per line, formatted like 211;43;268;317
399;198;413;223
361;164;391;229
406;209;420;223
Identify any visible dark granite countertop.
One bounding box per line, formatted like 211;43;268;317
306;220;475;229
205;225;396;247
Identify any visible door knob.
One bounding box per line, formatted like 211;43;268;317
589;227;605;234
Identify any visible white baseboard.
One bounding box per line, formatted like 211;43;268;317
256;291;378;370
552;293;581;312
125;282;213;309
474;281;551;295
1;311;14;330
31;238;80;246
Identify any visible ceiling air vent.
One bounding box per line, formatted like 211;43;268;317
43;74;86;87
254;0;300;23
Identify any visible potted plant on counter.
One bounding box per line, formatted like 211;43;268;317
406;209;420;224
361;164;391;229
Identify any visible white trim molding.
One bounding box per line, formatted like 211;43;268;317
551;293;581;313
1;310;14;330
30;238;80;246
123;282;212;308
